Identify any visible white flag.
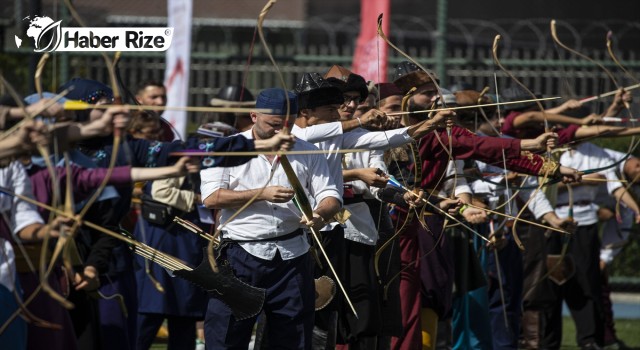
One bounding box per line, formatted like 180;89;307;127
164;0;192;140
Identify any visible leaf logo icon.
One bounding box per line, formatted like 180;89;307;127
35;20;62;52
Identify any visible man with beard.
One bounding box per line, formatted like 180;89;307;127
387;61;582;350
292;70;452;349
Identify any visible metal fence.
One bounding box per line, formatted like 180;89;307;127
5;16;640;122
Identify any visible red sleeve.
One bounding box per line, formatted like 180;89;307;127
500;110;543;140
557;125;580;146
419;127;521;161
504;152;544;174
67;165;132;201
418;127;553;188
500;111;520;138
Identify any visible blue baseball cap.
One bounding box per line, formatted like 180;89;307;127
24;92;68;105
255;88;298;115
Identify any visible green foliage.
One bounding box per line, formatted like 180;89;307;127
0;53;31;94
0;52;66;96
592;136;640;157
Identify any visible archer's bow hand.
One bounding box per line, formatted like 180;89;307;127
359;109;389;130
430;109;455;129
254;133;295;152
89;105;130;136
605;88;633;117
523;132;558;151
74;265;100;291
543;212;577;234
300;212;326;232
48;215;77;239
556;166;582;184
16;120;50;150
407;110;454;139
403;188;426;209
353;168;388;188
461;206;487;224
25;98;67;119
439;197;462;216
174;156;200;176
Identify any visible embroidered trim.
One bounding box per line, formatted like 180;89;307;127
538;158;560;176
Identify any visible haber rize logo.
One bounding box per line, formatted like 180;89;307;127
16;15;62;52
15;15;173;52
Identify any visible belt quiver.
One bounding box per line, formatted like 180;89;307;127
173;247;266;320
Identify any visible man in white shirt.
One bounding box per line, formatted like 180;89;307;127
548;142;639;349
291;71;448;348
200;88;341;349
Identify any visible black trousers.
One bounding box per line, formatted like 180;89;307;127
521;222;603;349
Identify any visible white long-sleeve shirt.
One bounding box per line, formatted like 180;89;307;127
556;143;623;226
200;129;341;260
342;147;386;245
292;122;413;231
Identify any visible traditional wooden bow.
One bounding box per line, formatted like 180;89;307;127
256;0;358;317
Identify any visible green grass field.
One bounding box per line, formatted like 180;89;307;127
150;317;640;349
562;318;640;349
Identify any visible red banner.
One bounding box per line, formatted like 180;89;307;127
351;0;390;83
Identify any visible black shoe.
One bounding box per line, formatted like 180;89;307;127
581;343;603;350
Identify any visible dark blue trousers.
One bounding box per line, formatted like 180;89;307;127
205;244;315;349
136;312;197;350
486;234;523;350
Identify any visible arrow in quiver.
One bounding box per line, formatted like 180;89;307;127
173;248;266;320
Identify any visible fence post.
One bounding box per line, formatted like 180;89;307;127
435;0;448;83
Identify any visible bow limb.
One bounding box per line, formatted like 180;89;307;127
379;189;489;296
374;89;421;280
524;184;573;301
554;23;639;224
0;73;76;310
606;32;640;86
377;14;455;203
37;55;81;309
280;156;359;318
492;34;556;250
605;31;640;221
63;0;123;225
376;14;446;101
35;52;83;308
551;20;621;92
203;0;289;273
260;0;359;317
63;0;137;299
492;35;549;140
257;0;290;117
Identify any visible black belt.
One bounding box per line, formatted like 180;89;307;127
220;228;304;244
343;194;365;205
555;200;593;208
